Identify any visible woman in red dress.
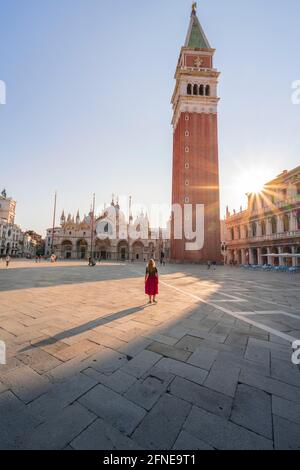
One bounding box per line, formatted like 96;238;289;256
145;259;159;304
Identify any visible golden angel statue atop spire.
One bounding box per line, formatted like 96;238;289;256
192;2;197;14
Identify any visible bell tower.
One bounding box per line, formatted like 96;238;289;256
171;4;221;263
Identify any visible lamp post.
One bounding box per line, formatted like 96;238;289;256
90;193;96;261
51;191;57;256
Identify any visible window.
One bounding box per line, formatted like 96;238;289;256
185;197;190;204
261;220;266;236
185;115;189;121
185;163;190;169
185;130;189;137
193;84;198;95
252;222;257;237
185;146;189;153
187;84;192;95
199;85;204;96
271;217;277;234
205;85;210;96
185;180;189;186
283;214;290;232
231;228;234;240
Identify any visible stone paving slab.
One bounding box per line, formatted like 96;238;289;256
170;376;233;419
147;341;191;362
2;365;51;403
19;402;97;450
70;418;142;450
120;350;162;378
82;368;138;394
172;430;214;450
124;372;174;411
78;384;146;434
240;371;300;404
1;262;300;450
272;396;300;425
150;357;208;385
204;360;240;398
132;394;192;450
273;415;300;450
187;345;218;370
230;384;273;439
184;406;273;450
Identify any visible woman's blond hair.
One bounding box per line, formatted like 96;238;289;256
147;259;156;271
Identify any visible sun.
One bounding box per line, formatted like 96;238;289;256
236;167;273;196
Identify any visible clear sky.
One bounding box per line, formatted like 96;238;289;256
0;0;299;235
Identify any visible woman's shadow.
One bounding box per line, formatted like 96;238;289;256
21;303;151;352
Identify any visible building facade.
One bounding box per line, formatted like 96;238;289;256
0;189;16;224
0;221;22;257
225;167;300;267
171;5;221;263
0;190;40;258
45;199;169;262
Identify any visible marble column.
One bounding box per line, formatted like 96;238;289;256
292;246;297;267
267;247;273;266
257;247;263;266
278;246;285;267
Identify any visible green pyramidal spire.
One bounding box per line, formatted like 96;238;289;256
185;4;211;49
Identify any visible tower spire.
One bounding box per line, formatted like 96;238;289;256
185;3;210;49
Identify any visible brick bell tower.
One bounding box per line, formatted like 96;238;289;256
171;4;221;263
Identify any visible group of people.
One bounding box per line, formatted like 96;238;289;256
207;260;217;270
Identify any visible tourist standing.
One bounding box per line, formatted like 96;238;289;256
145;259;159;304
5;255;11;268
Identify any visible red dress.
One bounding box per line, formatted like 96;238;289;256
145;268;159;296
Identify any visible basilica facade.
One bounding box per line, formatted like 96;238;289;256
45;198;169;262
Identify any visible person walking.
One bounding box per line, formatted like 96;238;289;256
145;259;159;304
160;251;166;266
5;255;11;268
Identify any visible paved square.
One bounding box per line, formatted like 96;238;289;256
0;260;300;450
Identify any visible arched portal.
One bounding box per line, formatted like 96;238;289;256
61;240;73;259
282;246;293;267
132;241;145;262
261;247;268;265
76;239;88;260
271;247;279;266
95;238;111;260
117;240;129;261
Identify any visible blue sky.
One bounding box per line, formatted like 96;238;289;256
0;0;299;235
